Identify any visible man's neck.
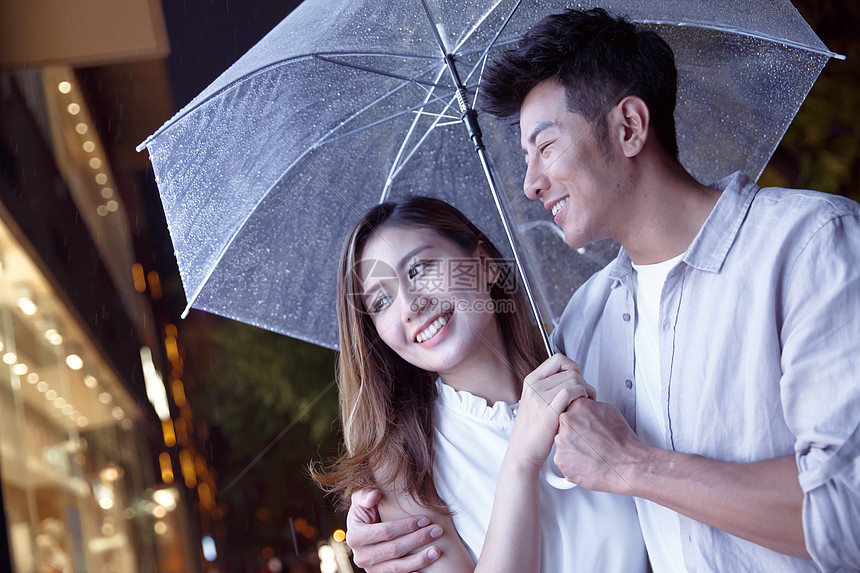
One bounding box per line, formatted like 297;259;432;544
618;157;721;265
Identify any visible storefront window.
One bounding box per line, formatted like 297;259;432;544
0;217;159;572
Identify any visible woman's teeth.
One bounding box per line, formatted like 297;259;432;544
552;198;568;217
416;315;448;343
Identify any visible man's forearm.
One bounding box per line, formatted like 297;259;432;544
625;449;809;558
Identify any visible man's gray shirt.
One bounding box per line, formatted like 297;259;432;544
552;172;860;572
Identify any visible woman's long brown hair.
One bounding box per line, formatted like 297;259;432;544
311;197;544;512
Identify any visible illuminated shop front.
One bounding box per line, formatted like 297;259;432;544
0;215;169;571
0;61;200;570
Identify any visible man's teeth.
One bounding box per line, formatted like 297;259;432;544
552;198;569;217
416;315;448;343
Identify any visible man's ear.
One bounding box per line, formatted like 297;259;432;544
611;95;650;158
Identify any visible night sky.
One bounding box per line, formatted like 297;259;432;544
161;0;303;111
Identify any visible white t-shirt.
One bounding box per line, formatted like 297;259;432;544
431;379;648;572
632;254;687;573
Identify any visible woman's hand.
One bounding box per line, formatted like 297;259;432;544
509;353;595;470
472;354;594;573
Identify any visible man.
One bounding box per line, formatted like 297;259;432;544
345;8;860;572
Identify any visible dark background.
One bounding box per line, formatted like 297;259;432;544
74;0;860;570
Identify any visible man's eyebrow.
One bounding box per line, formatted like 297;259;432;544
523;121;557;152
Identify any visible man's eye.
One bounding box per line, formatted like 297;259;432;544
539;142;551;155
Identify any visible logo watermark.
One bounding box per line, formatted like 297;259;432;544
408;296;516;314
349;257;519;315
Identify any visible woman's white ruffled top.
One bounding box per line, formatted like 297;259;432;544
432;379;648;572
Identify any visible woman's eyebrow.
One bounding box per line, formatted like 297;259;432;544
395;244;434;270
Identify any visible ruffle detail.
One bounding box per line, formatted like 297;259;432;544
435;378;518;425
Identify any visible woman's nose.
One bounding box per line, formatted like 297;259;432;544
401;286;431;322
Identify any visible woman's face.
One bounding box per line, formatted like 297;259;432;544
357;224;501;377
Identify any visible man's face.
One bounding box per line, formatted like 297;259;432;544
519;78;626;249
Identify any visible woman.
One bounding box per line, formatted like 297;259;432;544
313;197;646;571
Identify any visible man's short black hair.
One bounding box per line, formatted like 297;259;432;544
481;8;679;159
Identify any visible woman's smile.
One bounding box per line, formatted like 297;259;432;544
414;311;452;344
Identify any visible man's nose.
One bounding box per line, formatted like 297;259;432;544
524;162;548;200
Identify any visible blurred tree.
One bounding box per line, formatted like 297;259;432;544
760;0;860;201
203;320;342;570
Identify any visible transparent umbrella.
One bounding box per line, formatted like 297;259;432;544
138;0;841;351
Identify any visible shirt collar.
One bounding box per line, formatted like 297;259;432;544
685;171;758;273
608;171;759;282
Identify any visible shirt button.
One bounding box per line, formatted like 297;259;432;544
625;379;633;389
622;313;631;321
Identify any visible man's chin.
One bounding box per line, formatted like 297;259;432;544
562;232;588;250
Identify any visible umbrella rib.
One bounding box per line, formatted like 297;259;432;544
315;67;437;146
412;110;460;121
313;50;442;61
451;0;511;54
180;100;373;318
418;0;451;57
457;37;517;58
379;64;450;202
431;119;462;127
458;0;524;106
310;59;457;149
471;55;490;109
631;19;843;59
313;55;454;88
386;91;461;190
138;52;449;149
315;89;457;148
455;21;843;60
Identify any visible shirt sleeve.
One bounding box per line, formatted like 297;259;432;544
780;213;860;571
550;322;564;355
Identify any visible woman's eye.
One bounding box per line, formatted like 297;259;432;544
368;294;392;313
408;261;428;280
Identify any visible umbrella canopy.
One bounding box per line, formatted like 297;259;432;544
139;0;840;350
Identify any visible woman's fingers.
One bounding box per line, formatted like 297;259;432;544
525;353;581;385
525;365;593;397
548;383;588;413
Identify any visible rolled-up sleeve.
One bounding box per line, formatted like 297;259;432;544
799;421;860;571
781;213;860;571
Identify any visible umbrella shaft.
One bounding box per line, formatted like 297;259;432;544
475;147;553;357
439;51;553;357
